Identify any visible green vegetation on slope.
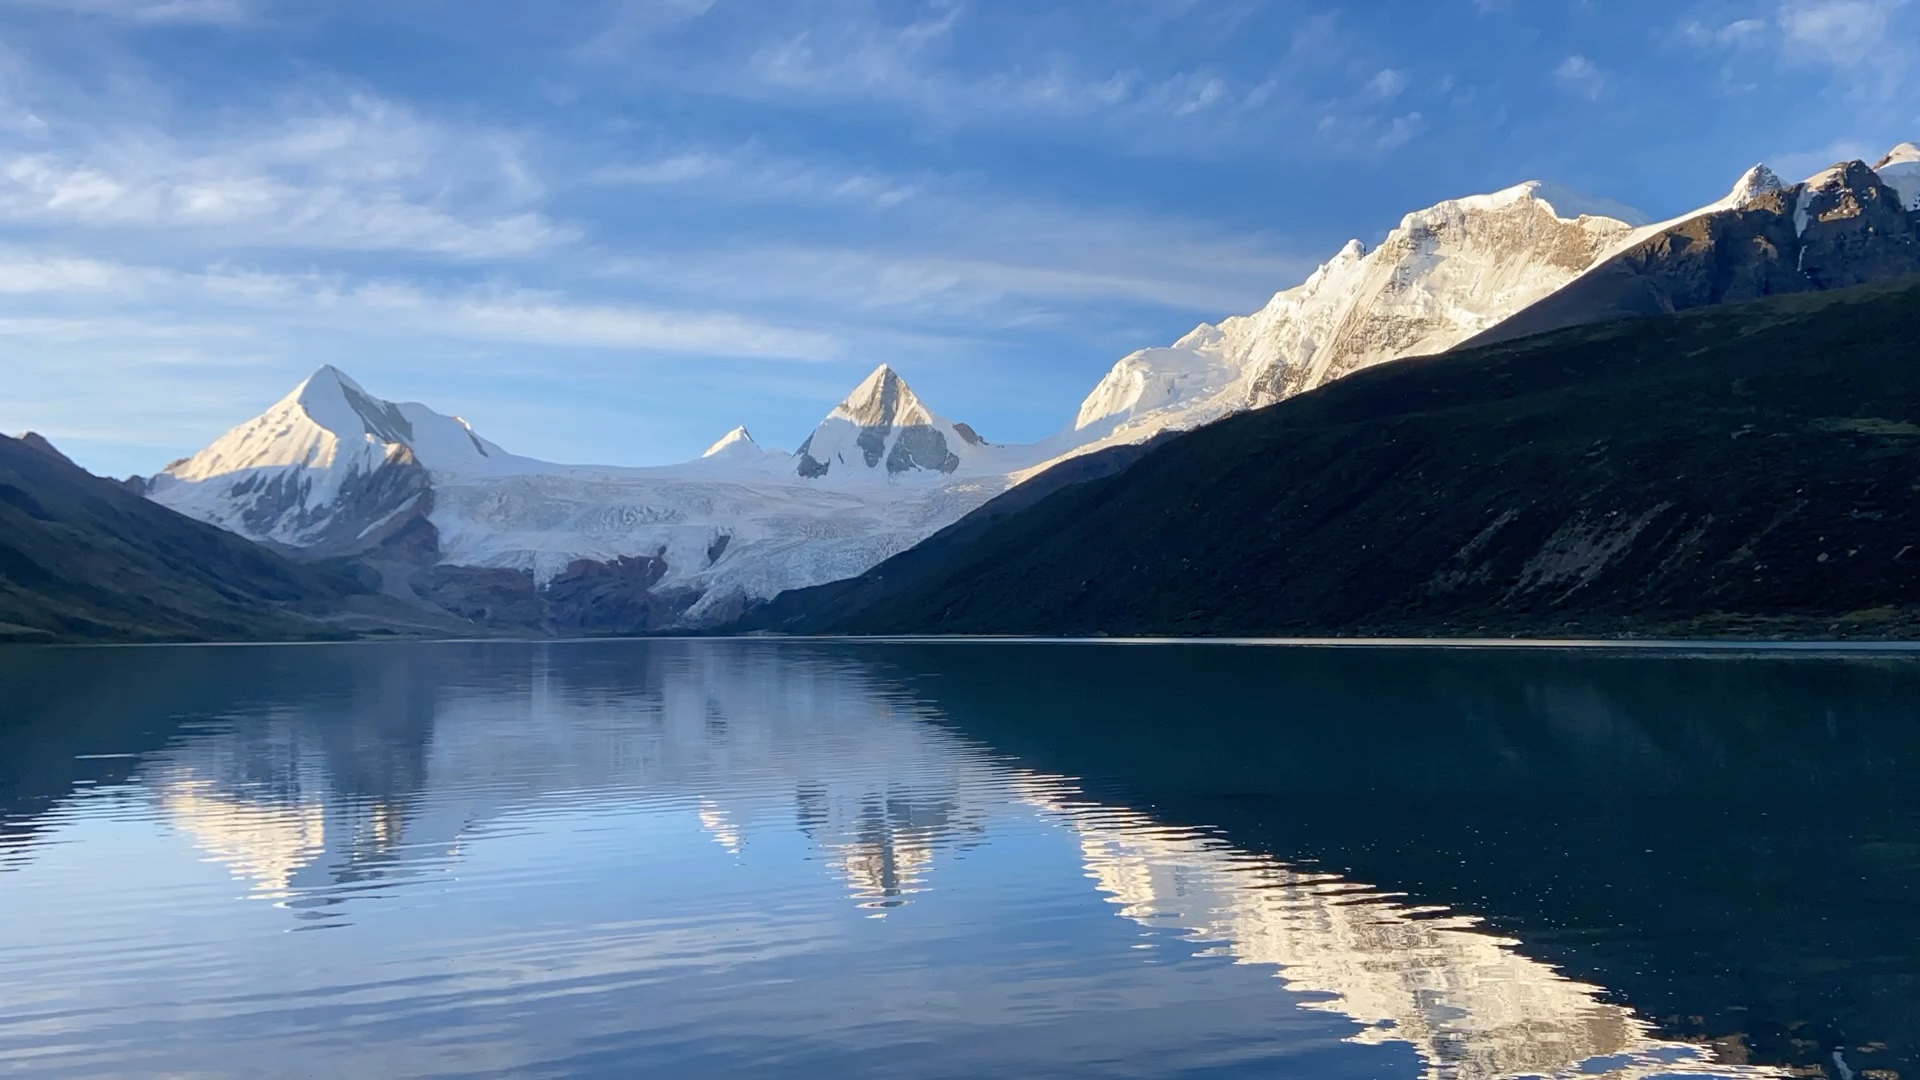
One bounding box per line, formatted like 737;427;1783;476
0;433;428;643
755;279;1920;639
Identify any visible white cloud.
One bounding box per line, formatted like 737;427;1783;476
0;94;574;257
0;0;254;23
1678;16;1772;45
1778;0;1907;65
587;147;918;209
0;247;845;359
1553;55;1606;100
1374;112;1427;151
1366;68;1410;100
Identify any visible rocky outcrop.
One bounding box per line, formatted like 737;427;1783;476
224;444;432;555
415;554;704;634
1473;159;1920;346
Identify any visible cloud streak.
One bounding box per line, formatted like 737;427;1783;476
0;94;574;257
0;0;255;24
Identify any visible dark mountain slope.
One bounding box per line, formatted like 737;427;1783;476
1471;160;1920;347
733;435;1172;632
761;279;1920;639
0;433;450;643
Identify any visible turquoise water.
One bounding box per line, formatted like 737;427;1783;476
2;640;1915;1078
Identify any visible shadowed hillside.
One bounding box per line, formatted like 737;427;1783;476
745;279;1920;639
0;432;458;643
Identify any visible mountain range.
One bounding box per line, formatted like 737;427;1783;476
23;142;1920;639
747;277;1920;638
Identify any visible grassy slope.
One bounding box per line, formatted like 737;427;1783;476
787;279;1920;639
0;432;417;643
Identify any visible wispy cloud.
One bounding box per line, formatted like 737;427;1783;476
583;146;1317;323
0;247;845;358
1553;55;1606;99
567;0;1422;160
586;145;918;209
0;94;573;257
1778;0;1907;65
0;0;255;24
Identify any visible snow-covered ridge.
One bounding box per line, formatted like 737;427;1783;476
1876;141;1920;211
1068;177;1644;450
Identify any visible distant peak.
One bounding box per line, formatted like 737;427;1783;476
1876;141;1920;168
702;425;761;458
1725;163;1785;208
1406;181;1648;229
1517;181;1650;226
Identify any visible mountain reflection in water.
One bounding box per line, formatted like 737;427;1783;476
1;640;1911;1078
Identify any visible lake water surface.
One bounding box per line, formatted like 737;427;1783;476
2;640;1917;1078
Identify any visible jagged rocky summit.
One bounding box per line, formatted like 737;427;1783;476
1472;148;1920;345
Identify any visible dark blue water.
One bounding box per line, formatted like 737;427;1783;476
2;640;1915;1078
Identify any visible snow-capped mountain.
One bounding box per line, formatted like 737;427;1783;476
148;363;1017;627
1878;141;1920;210
794;365;989;480
1069;181;1646;449
701;426;777;461
144;146;1919;630
1475;144;1920;346
146;365;528;550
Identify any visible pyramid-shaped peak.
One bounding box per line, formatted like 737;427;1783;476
279;365;414;446
702;425;761;459
296;364;367;396
833;364;934;428
1726;163;1785;207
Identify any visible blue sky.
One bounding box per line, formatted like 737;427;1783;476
0;0;1915;477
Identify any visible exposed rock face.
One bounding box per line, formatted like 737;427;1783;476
225;443;432;555
1473;160;1920;346
1799;161;1920;287
416;554;703;634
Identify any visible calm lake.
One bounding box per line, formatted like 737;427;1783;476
2;640;1917;1078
